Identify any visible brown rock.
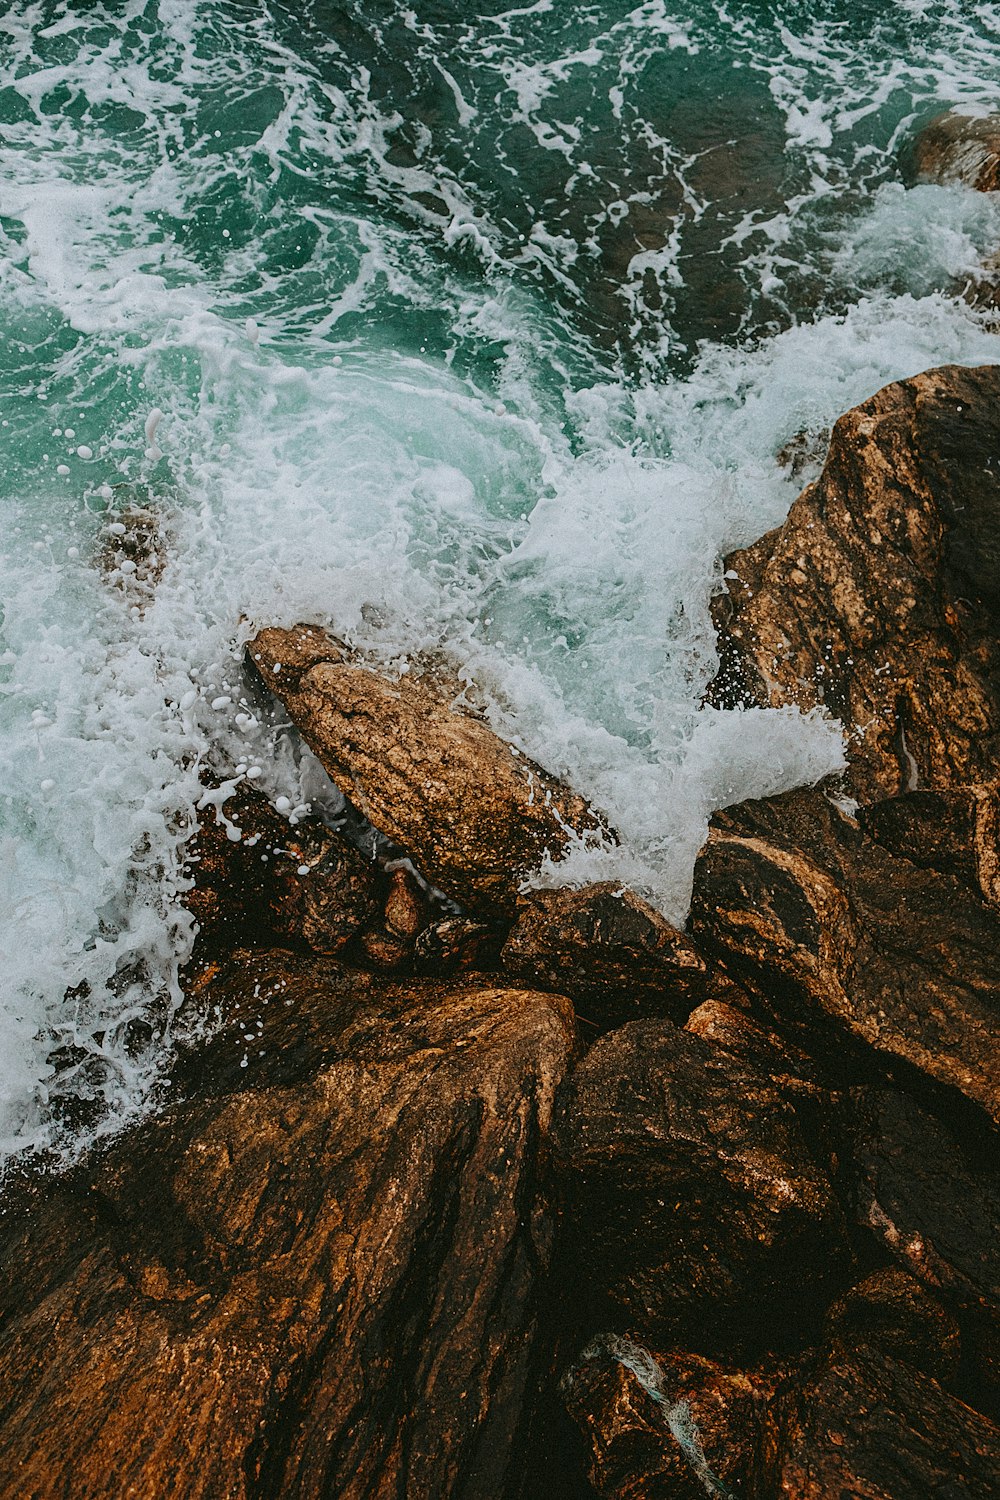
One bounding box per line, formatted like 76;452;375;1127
414;917;504;976
711;364;1000;801
550;1019;848;1354
860;780;1000;912
777;1345;1000;1499
684;998;822;1096
824;1267;962;1384
561;1336;781;1500
249;625;611;919
689;787;1000;1125
848;1087;1000;1394
0;953;576;1499
911;111;1000;192
500;883;744;1028
184;783;379;957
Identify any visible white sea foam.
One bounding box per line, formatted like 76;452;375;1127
0;0;999;1166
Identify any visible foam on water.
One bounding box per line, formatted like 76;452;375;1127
2;0;1000;1166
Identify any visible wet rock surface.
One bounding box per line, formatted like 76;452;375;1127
249;623;611;919
711;364;1000;801
550;1018;849;1354
500;883;741;1029
910;110;1000;191
0;953;576;1500
689;786;1000;1125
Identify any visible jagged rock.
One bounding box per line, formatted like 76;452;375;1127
550;1018;848;1354
414;917;504;976
689;787;1000;1125
824;1267;962;1384
911;111;1000;191
776;1345;1000;1499
684;998;822;1096
711;364;1000;801
500;883;744;1028
249;624;611;919
561;1336;782;1500
848;1087;1000;1394
184;782;379;957
0;952;576;1499
860;781;1000;912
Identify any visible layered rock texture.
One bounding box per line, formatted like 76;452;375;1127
5;361;1000;1498
713;364;1000;801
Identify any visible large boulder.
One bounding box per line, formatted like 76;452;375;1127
689;787;1000;1126
0;952;576;1499
860;780;1000;913
711;365;1000;801
910;111;1000;192
500;883;744;1029
248;625;610;919
550;1018;848;1354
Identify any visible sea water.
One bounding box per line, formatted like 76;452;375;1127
2;0;1000;1165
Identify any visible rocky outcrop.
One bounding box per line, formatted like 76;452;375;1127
860;779;1000;911
823;1267;962;1384
847;1087;1000;1393
550;1018;848;1354
561;1336;782;1500
776;1345;1000;1499
248;624;611;919
689;787;1000;1125
711;365;1000;801
0;953;576;1499
911;110;1000;191
500;883;743;1029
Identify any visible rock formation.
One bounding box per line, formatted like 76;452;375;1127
0;953;575;1499
248;624;611;919
910;110;1000;191
712;364;1000;801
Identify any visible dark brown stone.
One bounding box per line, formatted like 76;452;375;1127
689;787;1000;1125
824;1267;962;1384
183;783;379;958
711;364;1000;802
561;1336;782;1500
501;883;742;1028
0;953;576;1499
860;781;1000;912
550;1019;848;1354
414;917;504;976
911;111;1000;192
248;625;612;919
776;1345;1000;1499
847;1087;1000;1395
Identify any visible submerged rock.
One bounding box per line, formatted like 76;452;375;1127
690;787;1000;1125
0;953;576;1499
249;624;611;919
550;1018;848;1354
911;110;1000;192
500;883;742;1028
711;364;1000;801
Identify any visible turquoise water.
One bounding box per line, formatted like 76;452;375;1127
3;0;1000;1163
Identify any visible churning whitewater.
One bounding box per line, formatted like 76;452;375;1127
2;0;1000;1165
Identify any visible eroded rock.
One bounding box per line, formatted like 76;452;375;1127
824;1267;962;1385
777;1345;1000;1499
860;780;1000;912
0;953;576;1499
711;364;1000;801
550;1018;848;1354
249;624;611;919
184;782;379;957
689;787;1000;1125
911;110;1000;192
501;883;741;1028
561;1336;781;1500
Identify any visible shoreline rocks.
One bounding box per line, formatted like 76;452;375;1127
6;360;1000;1497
